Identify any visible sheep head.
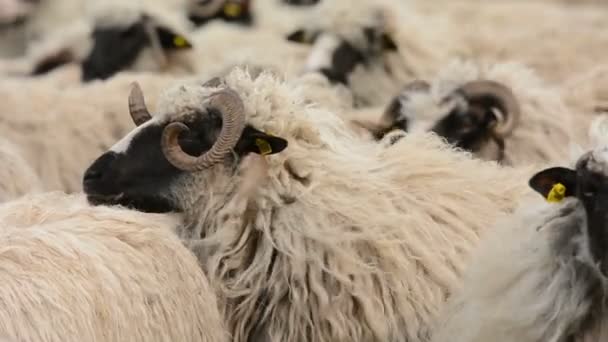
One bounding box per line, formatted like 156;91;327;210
83;80;288;213
81;14;192;82
429;80;521;162
530;149;608;277
286;23;397;85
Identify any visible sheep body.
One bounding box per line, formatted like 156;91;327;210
0;71;188;192
0;192;227;342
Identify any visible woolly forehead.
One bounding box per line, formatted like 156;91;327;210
308;3;394;49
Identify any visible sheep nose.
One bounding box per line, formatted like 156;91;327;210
83;152;117;186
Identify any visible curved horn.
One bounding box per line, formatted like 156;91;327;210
161;88;246;171
189;0;225;17
128;82;152;126
457;80;521;137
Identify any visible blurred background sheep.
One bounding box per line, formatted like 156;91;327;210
0;0;607;341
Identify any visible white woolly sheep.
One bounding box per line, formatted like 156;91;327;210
362;60;576;166
431;134;608;342
286;0;460;107
0;71;189;192
0;1;195;81
82;68;534;342
0;192;227;342
0;137;41;202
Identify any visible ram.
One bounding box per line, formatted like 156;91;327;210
0;1;194;82
285;0;458;107
0;192;227;342
0;71;186;192
365;60;575;165
83;68;533;342
431;136;608;342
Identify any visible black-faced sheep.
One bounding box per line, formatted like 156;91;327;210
0;2;194;81
366;60;576;166
83;68;533;342
0;192;227;342
285;0;458;107
431;139;608;342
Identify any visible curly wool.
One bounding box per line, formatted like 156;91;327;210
150;68;533;342
431;196;608;342
0;192;227;342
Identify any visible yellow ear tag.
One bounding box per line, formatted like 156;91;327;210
547;183;566;203
224;3;243;17
173;36;188;48
255;138;272;156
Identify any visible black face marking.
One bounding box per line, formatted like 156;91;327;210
84;109;287;213
322;40;365;85
575;165;608;275
188;0;253;27
31;49;74;75
430;102;499;154
81;21;150;82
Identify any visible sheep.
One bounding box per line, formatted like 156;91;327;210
0;71;189;192
430;126;608;342
362;60;576;166
0;1;195;81
285;0;460;107
0;191;227;342
0;137;41;203
82;68;534;342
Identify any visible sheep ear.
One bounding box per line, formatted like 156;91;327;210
529;167;577;200
286;29;318;44
381;33;398;51
236;126;288;156
155;26;193;50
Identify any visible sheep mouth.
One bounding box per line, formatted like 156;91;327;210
86;193;125;206
87;192;177;213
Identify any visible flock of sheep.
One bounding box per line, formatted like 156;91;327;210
0;0;608;341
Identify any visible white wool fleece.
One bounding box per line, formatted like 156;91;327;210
0;192;227;342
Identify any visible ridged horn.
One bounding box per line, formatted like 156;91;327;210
161;88;246;171
128;82;152;126
457;80;521;137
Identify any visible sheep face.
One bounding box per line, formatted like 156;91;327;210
530;148;608;277
188;0;252;27
81;16;192;82
287;26;397;85
375;80;520;162
83;82;287;213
